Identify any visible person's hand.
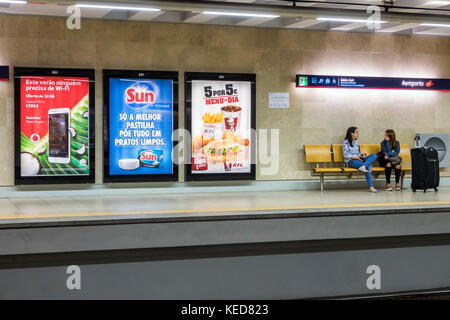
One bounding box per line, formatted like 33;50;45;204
384;155;389;160
361;153;368;157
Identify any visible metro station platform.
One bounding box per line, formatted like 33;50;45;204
3;185;450;299
1;186;450;228
2;184;450;253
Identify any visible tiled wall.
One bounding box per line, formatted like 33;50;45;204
0;15;449;185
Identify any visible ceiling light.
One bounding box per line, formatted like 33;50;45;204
202;11;279;18
76;3;160;11
317;17;387;23
420;22;450;28
422;1;450;8
0;0;27;3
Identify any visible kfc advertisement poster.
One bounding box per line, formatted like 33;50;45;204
191;79;252;175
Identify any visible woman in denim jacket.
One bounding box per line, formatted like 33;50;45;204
380;129;402;191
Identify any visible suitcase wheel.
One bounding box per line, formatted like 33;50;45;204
412;189;416;192
435;188;439;192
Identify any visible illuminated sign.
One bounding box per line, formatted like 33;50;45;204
296;75;450;91
185;72;256;182
14;67;95;185
103;69;178;183
0;66;9;81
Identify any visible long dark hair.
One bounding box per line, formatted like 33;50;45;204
345;127;358;147
385;129;397;150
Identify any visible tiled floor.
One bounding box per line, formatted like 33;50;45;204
0;186;449;225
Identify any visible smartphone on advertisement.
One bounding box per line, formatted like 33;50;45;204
48;108;71;164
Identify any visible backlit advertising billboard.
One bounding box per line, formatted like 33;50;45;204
0;66;9;81
103;70;178;183
185;72;255;181
14;67;95;185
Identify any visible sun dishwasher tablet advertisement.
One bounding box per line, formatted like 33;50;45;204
19;76;90;177
109;78;173;175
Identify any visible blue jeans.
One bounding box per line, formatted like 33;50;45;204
348;153;377;188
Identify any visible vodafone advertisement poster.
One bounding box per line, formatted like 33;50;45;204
191;80;252;175
19;75;91;178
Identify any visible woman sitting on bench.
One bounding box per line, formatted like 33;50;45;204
380;129;402;191
343;127;378;193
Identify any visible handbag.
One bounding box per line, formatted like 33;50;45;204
388;155;402;166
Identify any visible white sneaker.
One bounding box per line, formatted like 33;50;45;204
369;188;378;193
358;166;369;173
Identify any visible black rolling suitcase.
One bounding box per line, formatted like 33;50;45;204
411;147;440;192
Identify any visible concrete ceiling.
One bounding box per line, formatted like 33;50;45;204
0;0;449;36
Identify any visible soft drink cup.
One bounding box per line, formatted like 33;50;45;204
221;106;242;132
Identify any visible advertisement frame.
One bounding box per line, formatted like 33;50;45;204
185;72;256;182
103;69;179;183
0;66;9;81
14;67;96;185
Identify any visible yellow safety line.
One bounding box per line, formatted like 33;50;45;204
1;200;450;221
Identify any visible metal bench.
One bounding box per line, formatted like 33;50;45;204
304;144;412;191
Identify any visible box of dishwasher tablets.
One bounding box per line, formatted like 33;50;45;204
138;149;163;168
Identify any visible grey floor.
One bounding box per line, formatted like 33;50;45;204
0;186;449;226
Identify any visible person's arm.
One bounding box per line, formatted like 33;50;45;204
385;142;398;157
343;141;356;162
381;141;388;154
390;142;400;157
343;141;350;162
380;141;389;159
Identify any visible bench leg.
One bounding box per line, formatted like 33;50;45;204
320;174;324;192
401;172;405;190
